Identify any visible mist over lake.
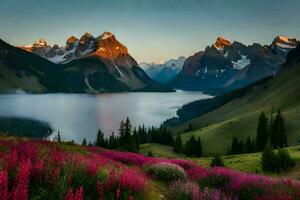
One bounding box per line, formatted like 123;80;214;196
0;90;211;142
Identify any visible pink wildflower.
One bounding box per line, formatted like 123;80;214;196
11;159;31;200
65;187;84;200
0;171;9;200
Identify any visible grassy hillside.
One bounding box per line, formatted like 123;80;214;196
139;143;182;158
170;64;300;155
140;143;300;180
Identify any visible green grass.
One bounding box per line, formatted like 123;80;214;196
170;65;300;156
139;143;183;158
140;143;300;180
56;142;89;155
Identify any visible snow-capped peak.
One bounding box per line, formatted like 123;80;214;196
272;35;298;49
278;35;290;43
21;38;49;50
34;38;48;47
19;31;130;63
214;36;231;50
99;31;114;40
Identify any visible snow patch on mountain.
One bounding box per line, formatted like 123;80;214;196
232;55;250;70
100;32;114;40
142;56;186;83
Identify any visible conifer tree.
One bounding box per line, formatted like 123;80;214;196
231;137;240;154
184;136;197;156
196;137;202;157
188;123;193;132
133;127;140;150
256;112;268;151
119;120;126;146
239;139;244;153
261;144;277;172
95;129;105;147
271;109;287;148
166;130;174;146
81;138;87;146
57;130;61;142
173;134;183;153
245;137;251;153
124;117;132;138
108;132;118;149
277;110;287;148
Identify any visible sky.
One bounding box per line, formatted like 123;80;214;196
0;0;300;63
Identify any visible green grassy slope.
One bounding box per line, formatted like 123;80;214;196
140;143;300;179
139;143;183;158
170;64;300;155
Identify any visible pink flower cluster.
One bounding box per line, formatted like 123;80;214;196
0;138;299;200
169;180;227;200
65;186;84;200
0;139;148;199
186;166;300;199
99;149;197;170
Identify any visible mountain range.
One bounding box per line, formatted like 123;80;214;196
0;33;298;95
140;56;186;83
165;43;300;155
0;32;171;93
168;35;299;94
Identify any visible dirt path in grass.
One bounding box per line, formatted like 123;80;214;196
146;179;170;200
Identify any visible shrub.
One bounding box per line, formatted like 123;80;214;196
210;156;225;167
261;146;295;173
148;150;153;157
261;145;279;172
277;149;295;173
144;162;187;182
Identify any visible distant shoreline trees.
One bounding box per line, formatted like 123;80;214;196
84;117;174;153
92;117;139;152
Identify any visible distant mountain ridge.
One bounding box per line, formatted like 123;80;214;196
0;32;172;93
168;35;299;94
165;43;300;155
141;56;185;83
21;32;129;64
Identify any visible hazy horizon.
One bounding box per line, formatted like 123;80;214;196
1;0;300;63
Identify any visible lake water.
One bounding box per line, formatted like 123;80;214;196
0;91;211;142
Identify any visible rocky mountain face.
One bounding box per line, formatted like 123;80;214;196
21;32;131;64
164;43;300;129
16;32;171;93
0;32;171;93
168;36;299;94
141;56;185;83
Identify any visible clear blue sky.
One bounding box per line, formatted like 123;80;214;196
0;0;300;63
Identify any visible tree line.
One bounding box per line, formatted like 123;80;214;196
80;117;174;153
173;134;202;157
82;117;140;152
230;109;288;155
